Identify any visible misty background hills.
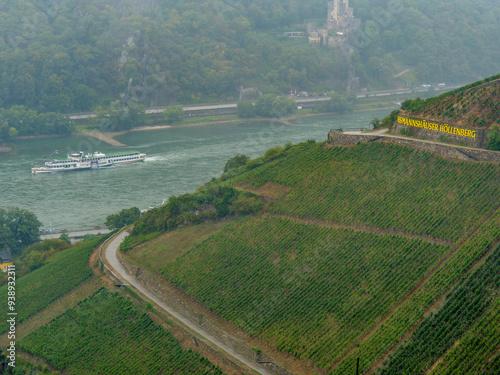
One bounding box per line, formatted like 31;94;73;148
0;0;499;113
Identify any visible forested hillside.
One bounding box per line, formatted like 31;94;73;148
0;0;499;117
350;0;500;85
125;141;500;374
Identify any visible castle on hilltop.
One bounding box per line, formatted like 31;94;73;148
308;0;360;47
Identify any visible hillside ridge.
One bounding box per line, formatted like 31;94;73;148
400;77;500;130
123;140;500;374
386;74;500;150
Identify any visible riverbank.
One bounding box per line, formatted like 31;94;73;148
1;105;396;147
0;146;12;153
82;110;395;146
82;131;128;147
82;116;302;146
1;91;402;146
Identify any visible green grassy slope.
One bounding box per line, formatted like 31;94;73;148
20;288;225;375
123;221;230;274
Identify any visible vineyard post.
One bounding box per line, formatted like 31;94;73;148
356;357;359;375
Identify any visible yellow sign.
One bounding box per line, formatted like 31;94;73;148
397;116;476;138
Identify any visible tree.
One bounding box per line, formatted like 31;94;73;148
59;233;71;244
236;101;256;118
94;100;146;132
105;207;141;230
270;96;296;118
255;94;275;117
224;155;250;173
18;238;70;276
0;207;41;255
25;250;43;271
487;123;500;150
255;95;295;118
370;118;382;129
8;127;18;138
346;91;358;104
381;110;400;129
314;92;351;114
80;234;98;242
22;239;70;258
163;105;185;124
264;145;284;161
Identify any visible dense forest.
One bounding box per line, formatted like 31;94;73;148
0;0;499;128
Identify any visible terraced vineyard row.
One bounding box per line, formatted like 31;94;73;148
163;216;449;371
0;238;104;334
229;142;499;242
429;295;500;374
332;210;500;375
20;288;225;375
379;243;500;374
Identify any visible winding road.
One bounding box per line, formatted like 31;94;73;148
104;231;274;375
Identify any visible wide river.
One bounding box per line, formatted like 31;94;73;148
0;110;390;231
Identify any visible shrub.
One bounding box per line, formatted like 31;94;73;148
224;154;250;173
487;124;500;150
263;146;284;161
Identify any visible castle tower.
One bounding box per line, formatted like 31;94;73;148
327;0;358;30
328;0;339;29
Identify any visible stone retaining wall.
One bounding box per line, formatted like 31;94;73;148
328;132;500;162
117;253;294;375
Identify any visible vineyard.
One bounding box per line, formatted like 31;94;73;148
399;76;500;129
123;222;230;274
379;243;500;374
229;141;499;243
125;140;500;374
163;216;449;370
20;288;225;375
429;296;500;375
0;238;104;334
330;210;500;375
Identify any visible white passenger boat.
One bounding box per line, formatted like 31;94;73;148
31;151;146;174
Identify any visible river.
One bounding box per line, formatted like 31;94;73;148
0;110;390;231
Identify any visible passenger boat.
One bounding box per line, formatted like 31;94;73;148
31;151;146;174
